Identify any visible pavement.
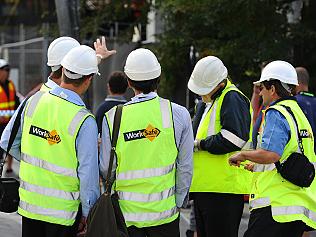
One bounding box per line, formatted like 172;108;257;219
1;161;315;237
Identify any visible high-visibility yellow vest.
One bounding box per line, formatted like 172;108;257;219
105;96;179;228
19;91;93;226
190;80;253;194
249;99;316;229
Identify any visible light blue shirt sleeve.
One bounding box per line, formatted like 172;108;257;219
260;109;291;156
171;102;194;208
0;99;27;160
76;116;100;217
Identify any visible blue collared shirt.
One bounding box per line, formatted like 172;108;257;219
99;92;193;208
0;87;100;217
260;101;291;156
45;77;59;89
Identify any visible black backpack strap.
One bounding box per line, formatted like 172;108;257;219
0;97;29;177
105;105;123;193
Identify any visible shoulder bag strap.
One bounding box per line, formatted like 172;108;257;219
0;97;29;177
275;104;304;171
105;104;123;194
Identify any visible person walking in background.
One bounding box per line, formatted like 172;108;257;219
0;42;116;237
188;56;253;237
95;71;128;134
100;48;193;237
229;61;316;237
295;67;316;152
0;59;20;174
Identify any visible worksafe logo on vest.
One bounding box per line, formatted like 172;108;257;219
300;129;312;138
123;124;160;142
29;125;61;145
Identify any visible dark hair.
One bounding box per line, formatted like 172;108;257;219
128;77;160;94
51;67;62;79
262;79;295;98
108;71;128;94
62;70;94;87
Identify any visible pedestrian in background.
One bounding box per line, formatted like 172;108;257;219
295;67;316;152
0;59;20;174
100;48;193;237
95;71;127;134
188;56;253;237
0;42;116;237
229;61;316;237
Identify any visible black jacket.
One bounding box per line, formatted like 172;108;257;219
192;88;251;154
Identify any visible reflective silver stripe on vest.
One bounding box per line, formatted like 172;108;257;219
272;206;316;222
253;163;276;172
20;180;79;201
26;91;45;117
123;206;178;222
117;163;175;180
207;101;217;136
19;200;77;220
118;186;175;202
107;107;116;132
22;153;77;178
221;129;247;148
249;197;271;210
68;108;90;136
159;98;171;129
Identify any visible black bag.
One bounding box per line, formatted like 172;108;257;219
275;105;315;188
86;105;128;237
0;98;28;213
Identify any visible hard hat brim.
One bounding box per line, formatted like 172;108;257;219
187;78;213;96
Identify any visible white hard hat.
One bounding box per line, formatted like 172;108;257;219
124;48;161;81
47;37;80;71
0;59;9;69
188;56;228;95
254;60;298;85
61;45;99;79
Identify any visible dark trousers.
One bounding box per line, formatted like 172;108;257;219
244;206;306;237
127;217;180;237
194;192;244;237
22;206;81;237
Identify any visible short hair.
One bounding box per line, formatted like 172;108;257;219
108;71;128;94
296;67;309;86
128;77;160;94
62;70;93;87
51;67;62;79
262;79;295;98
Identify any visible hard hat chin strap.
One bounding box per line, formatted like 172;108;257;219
64;69;83;79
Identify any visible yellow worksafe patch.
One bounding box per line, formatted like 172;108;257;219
142;124;160;141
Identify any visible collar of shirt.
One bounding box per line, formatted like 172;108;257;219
299;91;314;97
45;77;59;89
127;92;158;104
105;95;126;102
50;87;85;106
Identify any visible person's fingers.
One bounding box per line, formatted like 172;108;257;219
96;38;100;46
107;49;117;56
94;41;97;49
101;36;106;47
